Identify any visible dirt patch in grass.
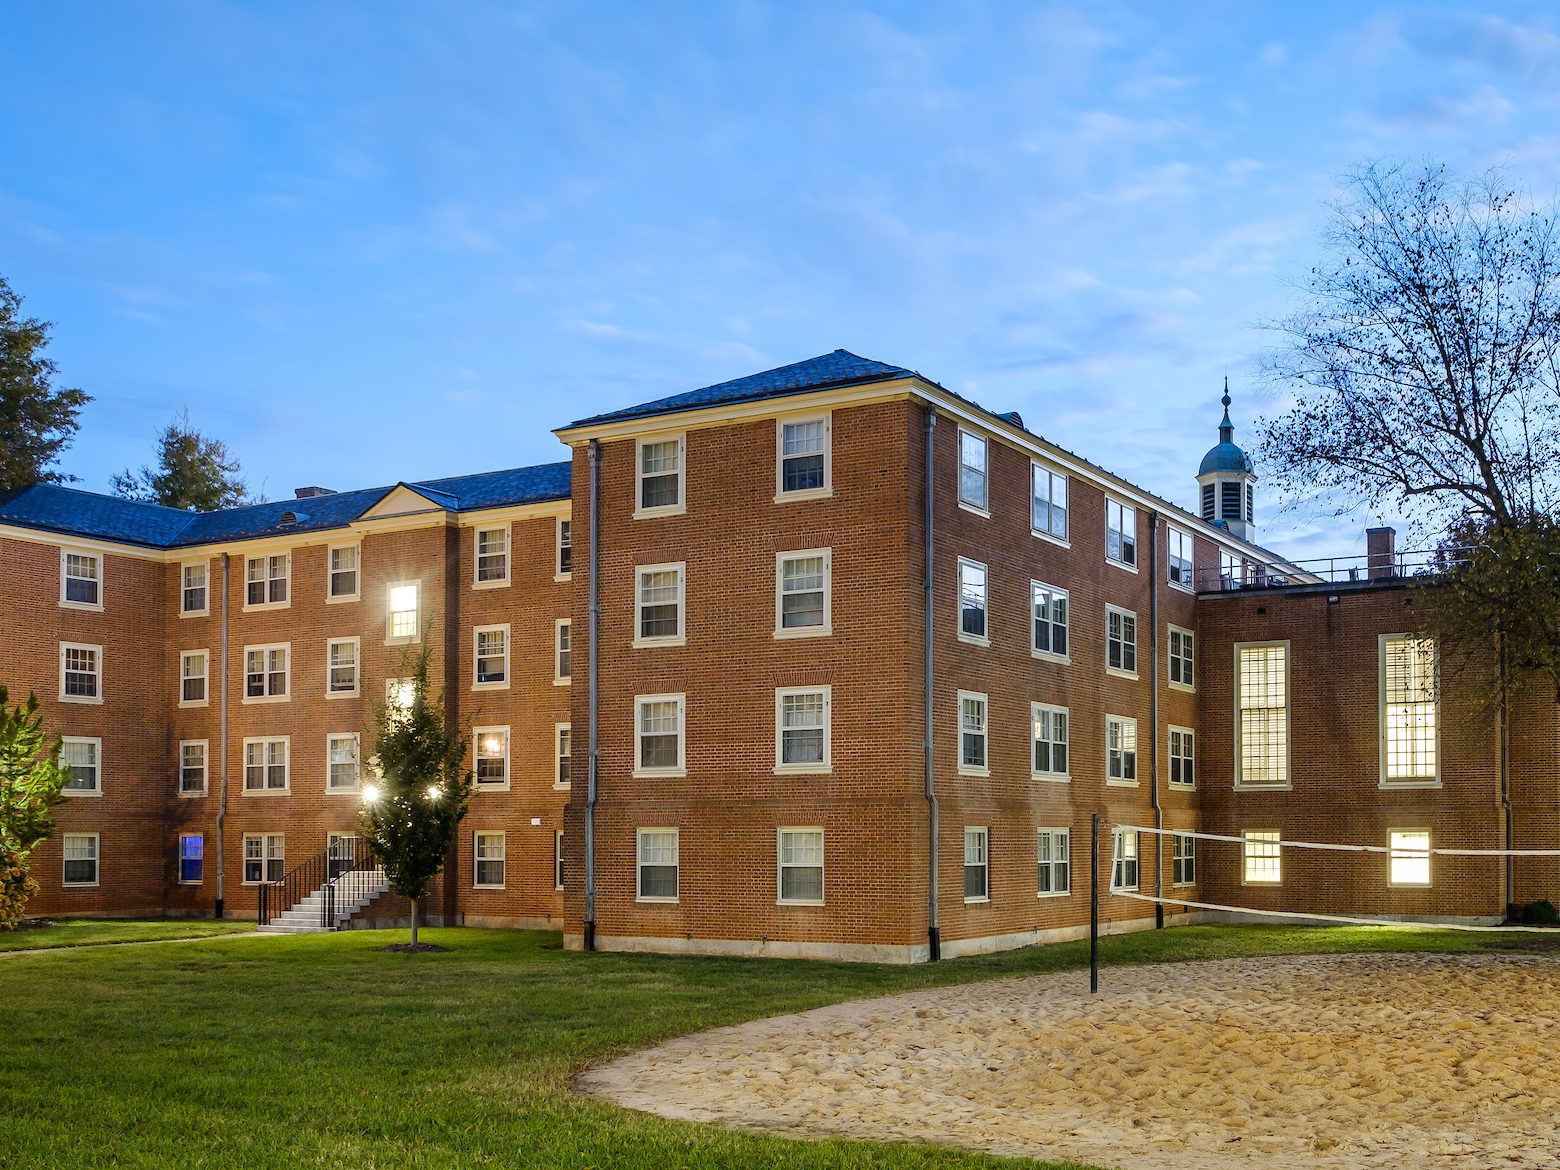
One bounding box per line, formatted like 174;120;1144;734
377;942;452;954
1481;934;1560;951
3;918;62;933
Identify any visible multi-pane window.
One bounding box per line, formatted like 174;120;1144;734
388;583;419;641
63;834;99;886
1168;627;1195;689
1172;834;1196;885
1382;635;1437;783
1169;727;1195;788
1106;716;1138;783
557;518;573;576
778;417;829;496
1037;828;1070;895
1389;829;1431;886
327;638;358;696
554;830;565;889
635;564;684;644
1031;465;1068;540
1106;606;1137;674
182;562;207;613
776;551;830;634
61;738;100;794
636;695;684;774
1167;528;1193;588
180;650;207;705
60;643;101;701
180;741;207;795
474;625;509;687
1112;828;1139;890
61;550;101;607
1031;704;1069;778
1220;550;1244;589
244;644;289;700
474;832;506;888
636;829;679;900
476;527;509;584
179;835;203;883
776;687;830;771
475;727;509;788
329;546;359;599
959;691;988;773
556;724;572;786
958;558;988;641
327;734;359;791
243;834;284;883
246;554;289;607
1243;830;1282;884
243;739;289;792
1105;499;1136;567
556;620;572;681
638;436;683;512
964;827;989;900
1237;643;1289;787
386;677;416;715
958;430;988;511
777;828;825;903
1031;582;1068;658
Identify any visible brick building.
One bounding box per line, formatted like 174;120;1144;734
2;350;1552;959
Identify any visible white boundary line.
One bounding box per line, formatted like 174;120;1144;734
1116;823;1560;858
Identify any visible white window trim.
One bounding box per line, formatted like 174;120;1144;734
555;516;573;582
635;827;680;903
242;833;285;885
633;562;687;649
774;685;833;775
178;833;204;885
1030;462;1070;548
1104;497;1139;573
326;543;361;604
1036;827;1070;898
60;736;103;797
1030;580;1069;664
956;427;991;518
957;689;990;778
554;830;565;890
1166;525;1195;593
774;412;833;503
773;548;833;639
1235;640;1293;791
1172;833;1196;887
473;725;511;791
1167;624;1196;693
1030;702;1069;782
385;580;421;645
634;432;687;519
61;832;100;888
179;649;210;709
473;830;507;889
1242;829;1283;886
473;623;512;691
241;736;291;796
1112;828;1140;892
325;732;361;794
59;547;104;612
633;693;686;778
963;826;990;904
241;642;291;705
473;523;512;590
956;556;990;647
326;636;360;699
1106;714;1139;788
554;618;572;685
59;642;103;705
180;559;210;617
1105;604;1139;680
1388;827;1433;888
775;826;826;906
1168;724;1196;790
554;722;572;789
178;739;209;798
242;551;291;612
1378;632;1442;790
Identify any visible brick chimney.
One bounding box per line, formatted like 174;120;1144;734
1366;526;1397;580
294;486;335;499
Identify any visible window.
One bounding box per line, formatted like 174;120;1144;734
179;741;207;796
964;827;989;901
63;834;99;886
179;835;203;883
776;687;830;772
243;738;289;792
1111;828;1139;890
180;650;208;706
1382;635;1438;785
1106;715;1138;784
636;435;684;515
1037;828;1070;896
474;832;506;888
60;643;101;703
61;549;101;608
1168;626;1195;690
635;563;685;646
1237;643;1290;788
327;638;359;697
386;677;415;714
1106;606;1137;675
775;550;831;636
387;582;419;642
1172;834;1195;885
245;553;289;607
1105;499;1137;567
328;545;359;600
1031;704;1069;778
555;620;572;682
1169;727;1195;788
958;691;988;774
957;558;988;643
1031;582;1068;659
244;644;289;701
60;737;101;794
1389;829;1431;886
181;562;208;614
636;828;679;901
327;733;359;792
557;518;573;578
958;430;988;512
475;526;509;585
554;830;565;889
777;416;830;498
243;834;284;883
1243;830;1281;884
635;694;685;775
777;828;825;904
1031;465;1068;540
1167;527;1193;588
555;724;572;787
474;727;509;789
474;625;510;688
1219;549;1244;589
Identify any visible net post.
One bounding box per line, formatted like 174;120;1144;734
1090;813;1099;994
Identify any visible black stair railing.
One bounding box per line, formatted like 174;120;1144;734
258;837;378;928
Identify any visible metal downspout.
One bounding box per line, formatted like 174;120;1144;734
1149;512;1163;928
923;406;940;961
585;439;601;951
215;553;229;919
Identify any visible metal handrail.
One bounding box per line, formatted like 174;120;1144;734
1194;546;1473;593
257;837;378;928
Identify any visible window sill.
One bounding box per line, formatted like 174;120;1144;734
242;788;291;797
777;898;826;907
553;781;572;791
963;896;990;905
1105;667;1139;681
632;768;686;780
1172;880;1196;888
473;883;506;891
957;632;990;648
179;699;209;709
957;766;990;778
242;602;291;614
1167;781;1195;791
773;764;833;776
326;689;360;700
62;882;100;889
59;695;103;705
242;695;290;705
1242;880;1283;887
384;636;421;648
326;787;362;797
474;782;511;794
554;571;573;584
774;625;831;640
554;676;572;687
1031;529;1070;549
180;609;210;619
325;594;360;605
635;896;679;904
1105;557;1139;574
957;499;991;519
177;790;207;799
178;880;203;887
60;600;105;613
632;635;687;650
1032;772;1070;783
472;681;511;692
1235;782;1293;792
1032;649;1070;665
62;789;103;798
1037;890;1070;899
1168;681;1196;694
1388;882;1432;889
1106;777;1140;787
1168;580;1195;595
1380;779;1442;789
774;487;833;505
633;504;686;521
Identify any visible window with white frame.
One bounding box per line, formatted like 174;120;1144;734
1169;727;1195;788
958;558;988;642
1167;527;1193;588
182;562;208;614
1382;635;1437;784
635;694;684;774
179;650;208;706
1037;828;1070;895
1105;499;1137;567
1243;830;1281;884
60;643;101;702
557;518;573;577
1168;626;1195;689
555;724;572;786
778;416;830;497
327;637;358;696
245;553;289;607
474;832;506;888
1112;828;1139;890
776;687;830;772
1220;549;1244;589
244;644;289;700
1172;834;1195;885
1031;465;1068;540
243;834;284;883
474;625;509;688
1031;704;1068;778
179;741;207;795
1237;643;1289;787
474;727;509;788
328;545;359;600
776;550;830;635
959;691;988;773
636;828;679;900
637;436;684;513
556;619;572;681
1106;715;1138;783
958;430;988;511
243;738;289;792
554;830;565;889
1031;581;1068;659
1389;829;1431;886
1106;606;1137;675
635;564;685;645
777;828;825;903
61;549;101;608
475;526;509;585
327;734;359;791
387;582;419;642
63;833;99;886
964;827;989;900
60;737;101;794
179;834;203;883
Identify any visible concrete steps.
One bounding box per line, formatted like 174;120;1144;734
256;868;388;934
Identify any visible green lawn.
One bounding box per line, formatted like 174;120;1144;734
0;923;1511;1169
0;917;255;952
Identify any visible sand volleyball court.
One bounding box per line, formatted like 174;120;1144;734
579;950;1560;1168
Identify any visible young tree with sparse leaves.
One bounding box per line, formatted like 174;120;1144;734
0;687;74;929
111;409;249;511
0;275;89;494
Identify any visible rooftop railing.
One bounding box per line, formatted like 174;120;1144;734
1194;546;1471;593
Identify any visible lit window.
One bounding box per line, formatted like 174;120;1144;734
1172;834;1195;885
1031;581;1068;659
635;564;685;645
1168;627;1195;689
179;741;207;795
388;583;419;641
244;644;289;700
61;550;101;608
964;827;989;900
959;691;988;773
1031;704;1068;778
1106;499;1137;567
556;724;572;786
63;834;99;886
958;558;988;642
636;828;679;900
245;554;289;607
474;727;509;788
637;436;684;513
474;832;506;888
182;562;207;613
557;518;573;577
1112;829;1139;890
777;828;824;903
327;638;358;696
776;550;830;635
60;643;101;702
1106;606;1137;674
1237;643;1289;787
958;430;988;511
179;835;203;883
1243;830;1281;884
476;527;509;585
635;695;684;774
243;834;284;883
1031;465;1068;539
1389;829;1431;886
329;546;358;599
243;739;289;792
1037;828;1070;895
180;650;208;705
386;677;415;714
556;620;572;681
474;625;509;687
1107;715;1138;784
60;737;101;794
327;734;359;791
1169;727;1195;788
1383;635;1437;783
776;687;830;771
1168;528;1193;588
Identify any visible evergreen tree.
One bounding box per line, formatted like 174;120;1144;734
0;687;74;929
110;409;249;511
0;275;89;493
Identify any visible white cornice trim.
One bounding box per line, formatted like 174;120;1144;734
0;524;167;562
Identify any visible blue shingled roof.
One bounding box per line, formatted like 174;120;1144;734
0;484;200;548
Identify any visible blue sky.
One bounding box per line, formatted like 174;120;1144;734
5;2;1560;561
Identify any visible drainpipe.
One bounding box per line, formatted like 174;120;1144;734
215;552;229;919
1148;511;1163;929
923;405;940;961
584;439;601;951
